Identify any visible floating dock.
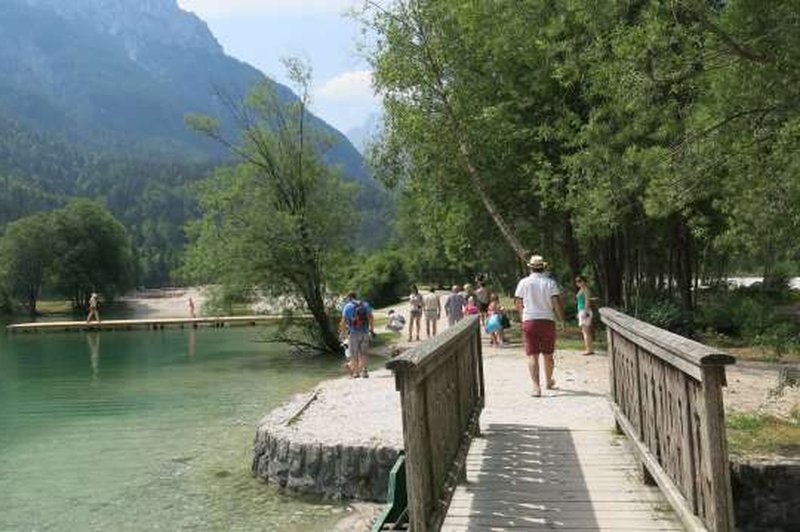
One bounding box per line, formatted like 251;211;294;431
6;315;291;333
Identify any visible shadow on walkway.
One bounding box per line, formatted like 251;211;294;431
442;423;680;531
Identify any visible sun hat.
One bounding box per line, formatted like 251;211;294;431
527;254;546;268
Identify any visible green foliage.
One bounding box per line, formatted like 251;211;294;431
48;199;135;310
362;0;800;316
347;249;410;308
0;199;133;312
636;299;693;337
0;212;54;314
185;67;353;354
694;285;800;358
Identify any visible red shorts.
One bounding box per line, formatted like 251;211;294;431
523;320;556;355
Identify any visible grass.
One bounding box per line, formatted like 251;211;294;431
719;345;800;364
726;410;800;457
502;321;607;352
34;299;72;314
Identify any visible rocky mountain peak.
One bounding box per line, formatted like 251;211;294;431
21;0;222;55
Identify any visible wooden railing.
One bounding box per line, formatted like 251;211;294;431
386;315;485;531
601;307;736;532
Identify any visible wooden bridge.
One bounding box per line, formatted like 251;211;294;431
382;310;735;531
5;315;286;333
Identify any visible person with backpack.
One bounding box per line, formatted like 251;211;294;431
341;291;375;378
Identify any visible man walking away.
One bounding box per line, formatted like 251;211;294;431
444;285;465;327
423;287;441;338
341;292;375;378
514;255;565;397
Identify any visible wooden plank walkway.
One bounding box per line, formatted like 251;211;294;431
6;315;287;333
440;343;682;531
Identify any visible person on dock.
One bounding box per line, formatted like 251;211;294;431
86;292;101;323
575;276;594;355
514;255;565;397
444;285;465;327
423;287;441;338
341;292;375;378
188;297;196;318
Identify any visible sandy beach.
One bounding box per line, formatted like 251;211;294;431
118;287;207;319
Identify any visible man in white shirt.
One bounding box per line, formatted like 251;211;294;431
514;255;565;396
423;287;441;337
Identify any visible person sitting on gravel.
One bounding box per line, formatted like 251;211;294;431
386;310;406;333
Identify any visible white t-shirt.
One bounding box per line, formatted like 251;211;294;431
514;272;561;321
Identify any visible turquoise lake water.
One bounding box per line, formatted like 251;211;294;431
0;325;350;531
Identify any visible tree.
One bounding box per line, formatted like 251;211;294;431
49;199;135;311
0;212;54;314
185;60;353;355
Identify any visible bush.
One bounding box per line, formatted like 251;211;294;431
348;249;410;308
694;284;800;358
0;286;12;315
636;298;693;336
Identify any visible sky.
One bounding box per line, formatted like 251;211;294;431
176;0;381;135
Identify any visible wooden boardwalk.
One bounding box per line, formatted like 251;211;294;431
440;344;682;531
6;315;286;333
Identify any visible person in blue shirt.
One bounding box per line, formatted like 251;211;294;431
341;291;375;378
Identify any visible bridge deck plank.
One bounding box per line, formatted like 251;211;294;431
440;341;682;531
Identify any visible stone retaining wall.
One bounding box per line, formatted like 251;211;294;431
252;430;400;501
731;456;800;531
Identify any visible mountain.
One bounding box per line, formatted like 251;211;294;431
0;0;366;171
346;112;383;155
0;0;391;283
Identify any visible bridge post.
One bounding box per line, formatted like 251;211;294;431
386;316;484;531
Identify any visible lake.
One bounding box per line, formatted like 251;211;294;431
0;325;350;531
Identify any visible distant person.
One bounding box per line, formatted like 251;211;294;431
386;310;406;333
188;297;197;318
408;284;423;341
444;285;465;327
575;276;594;356
515;255;565;397
341;292;375;378
423;287;441;338
475;281;492;324
464;295;479;317
486;294;506;347
86;292;101;323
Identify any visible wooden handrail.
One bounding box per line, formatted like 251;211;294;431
386;315;484;531
601;307;736;532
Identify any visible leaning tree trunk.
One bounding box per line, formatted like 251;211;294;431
411;3;529;263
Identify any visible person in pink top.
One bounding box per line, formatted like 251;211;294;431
463;295;479;316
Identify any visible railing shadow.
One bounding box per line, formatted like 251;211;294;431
444;423;598;530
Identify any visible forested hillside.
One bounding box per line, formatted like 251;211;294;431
0;0;390;286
